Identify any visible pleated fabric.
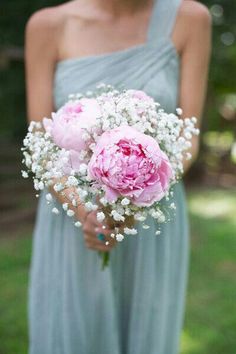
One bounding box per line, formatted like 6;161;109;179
28;1;189;353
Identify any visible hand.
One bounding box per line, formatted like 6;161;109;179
82;211;117;252
75;203;89;224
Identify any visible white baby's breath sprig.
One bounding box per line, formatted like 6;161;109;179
124;227;138;235
97;211;106;223
67;209;75;217
74;221;82;228
110;210;125;222
52;207;60;215
46;193;53;203
116;233;124;242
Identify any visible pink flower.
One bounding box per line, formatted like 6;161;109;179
43;98;101;152
127;89;154;103
88;126;173;206
127;90;155;115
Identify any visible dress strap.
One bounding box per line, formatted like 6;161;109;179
147;0;182;45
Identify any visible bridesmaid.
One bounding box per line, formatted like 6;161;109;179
25;0;211;353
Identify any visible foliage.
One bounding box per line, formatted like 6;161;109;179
202;1;236;132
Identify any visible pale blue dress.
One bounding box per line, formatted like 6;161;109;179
28;0;189;353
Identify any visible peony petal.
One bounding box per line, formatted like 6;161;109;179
104;186;119;203
69;150;82;171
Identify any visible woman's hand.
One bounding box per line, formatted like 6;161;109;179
82;211;117;252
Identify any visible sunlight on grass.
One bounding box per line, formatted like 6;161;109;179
181;330;203;353
188;189;236;221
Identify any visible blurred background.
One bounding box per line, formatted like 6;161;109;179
0;1;235;353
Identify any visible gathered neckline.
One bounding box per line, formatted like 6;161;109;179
56;42;147;66
55;39;179;69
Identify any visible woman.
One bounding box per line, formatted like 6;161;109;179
25;0;211;353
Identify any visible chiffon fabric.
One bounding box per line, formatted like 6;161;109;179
28;0;189;353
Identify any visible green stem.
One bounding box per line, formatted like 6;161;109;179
99;252;110;270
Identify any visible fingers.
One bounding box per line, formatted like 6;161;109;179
85;211;101;228
84;229;116;245
83;227;117;251
83;218;115;240
82;211;118;251
84;232;115;251
86;211;116;231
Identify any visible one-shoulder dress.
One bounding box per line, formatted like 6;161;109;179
28;0;189;353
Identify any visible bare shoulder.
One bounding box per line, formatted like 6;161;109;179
25;6;65;40
25;5;71;62
25;0;87;33
25;1;87;55
174;0;211;52
179;1;212;29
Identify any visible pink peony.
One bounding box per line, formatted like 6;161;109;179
43;98;101;152
88;126;173;207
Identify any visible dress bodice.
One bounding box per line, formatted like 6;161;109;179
53;0;181;113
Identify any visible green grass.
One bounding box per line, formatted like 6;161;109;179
0;232;31;354
0;188;236;354
181;188;236;354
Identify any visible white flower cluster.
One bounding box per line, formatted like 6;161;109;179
95;90;158;136
154;112;199;175
22;85;199;242
21;121;97;221
21;121;67;190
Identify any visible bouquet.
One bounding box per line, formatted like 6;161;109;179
22;85;199;268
